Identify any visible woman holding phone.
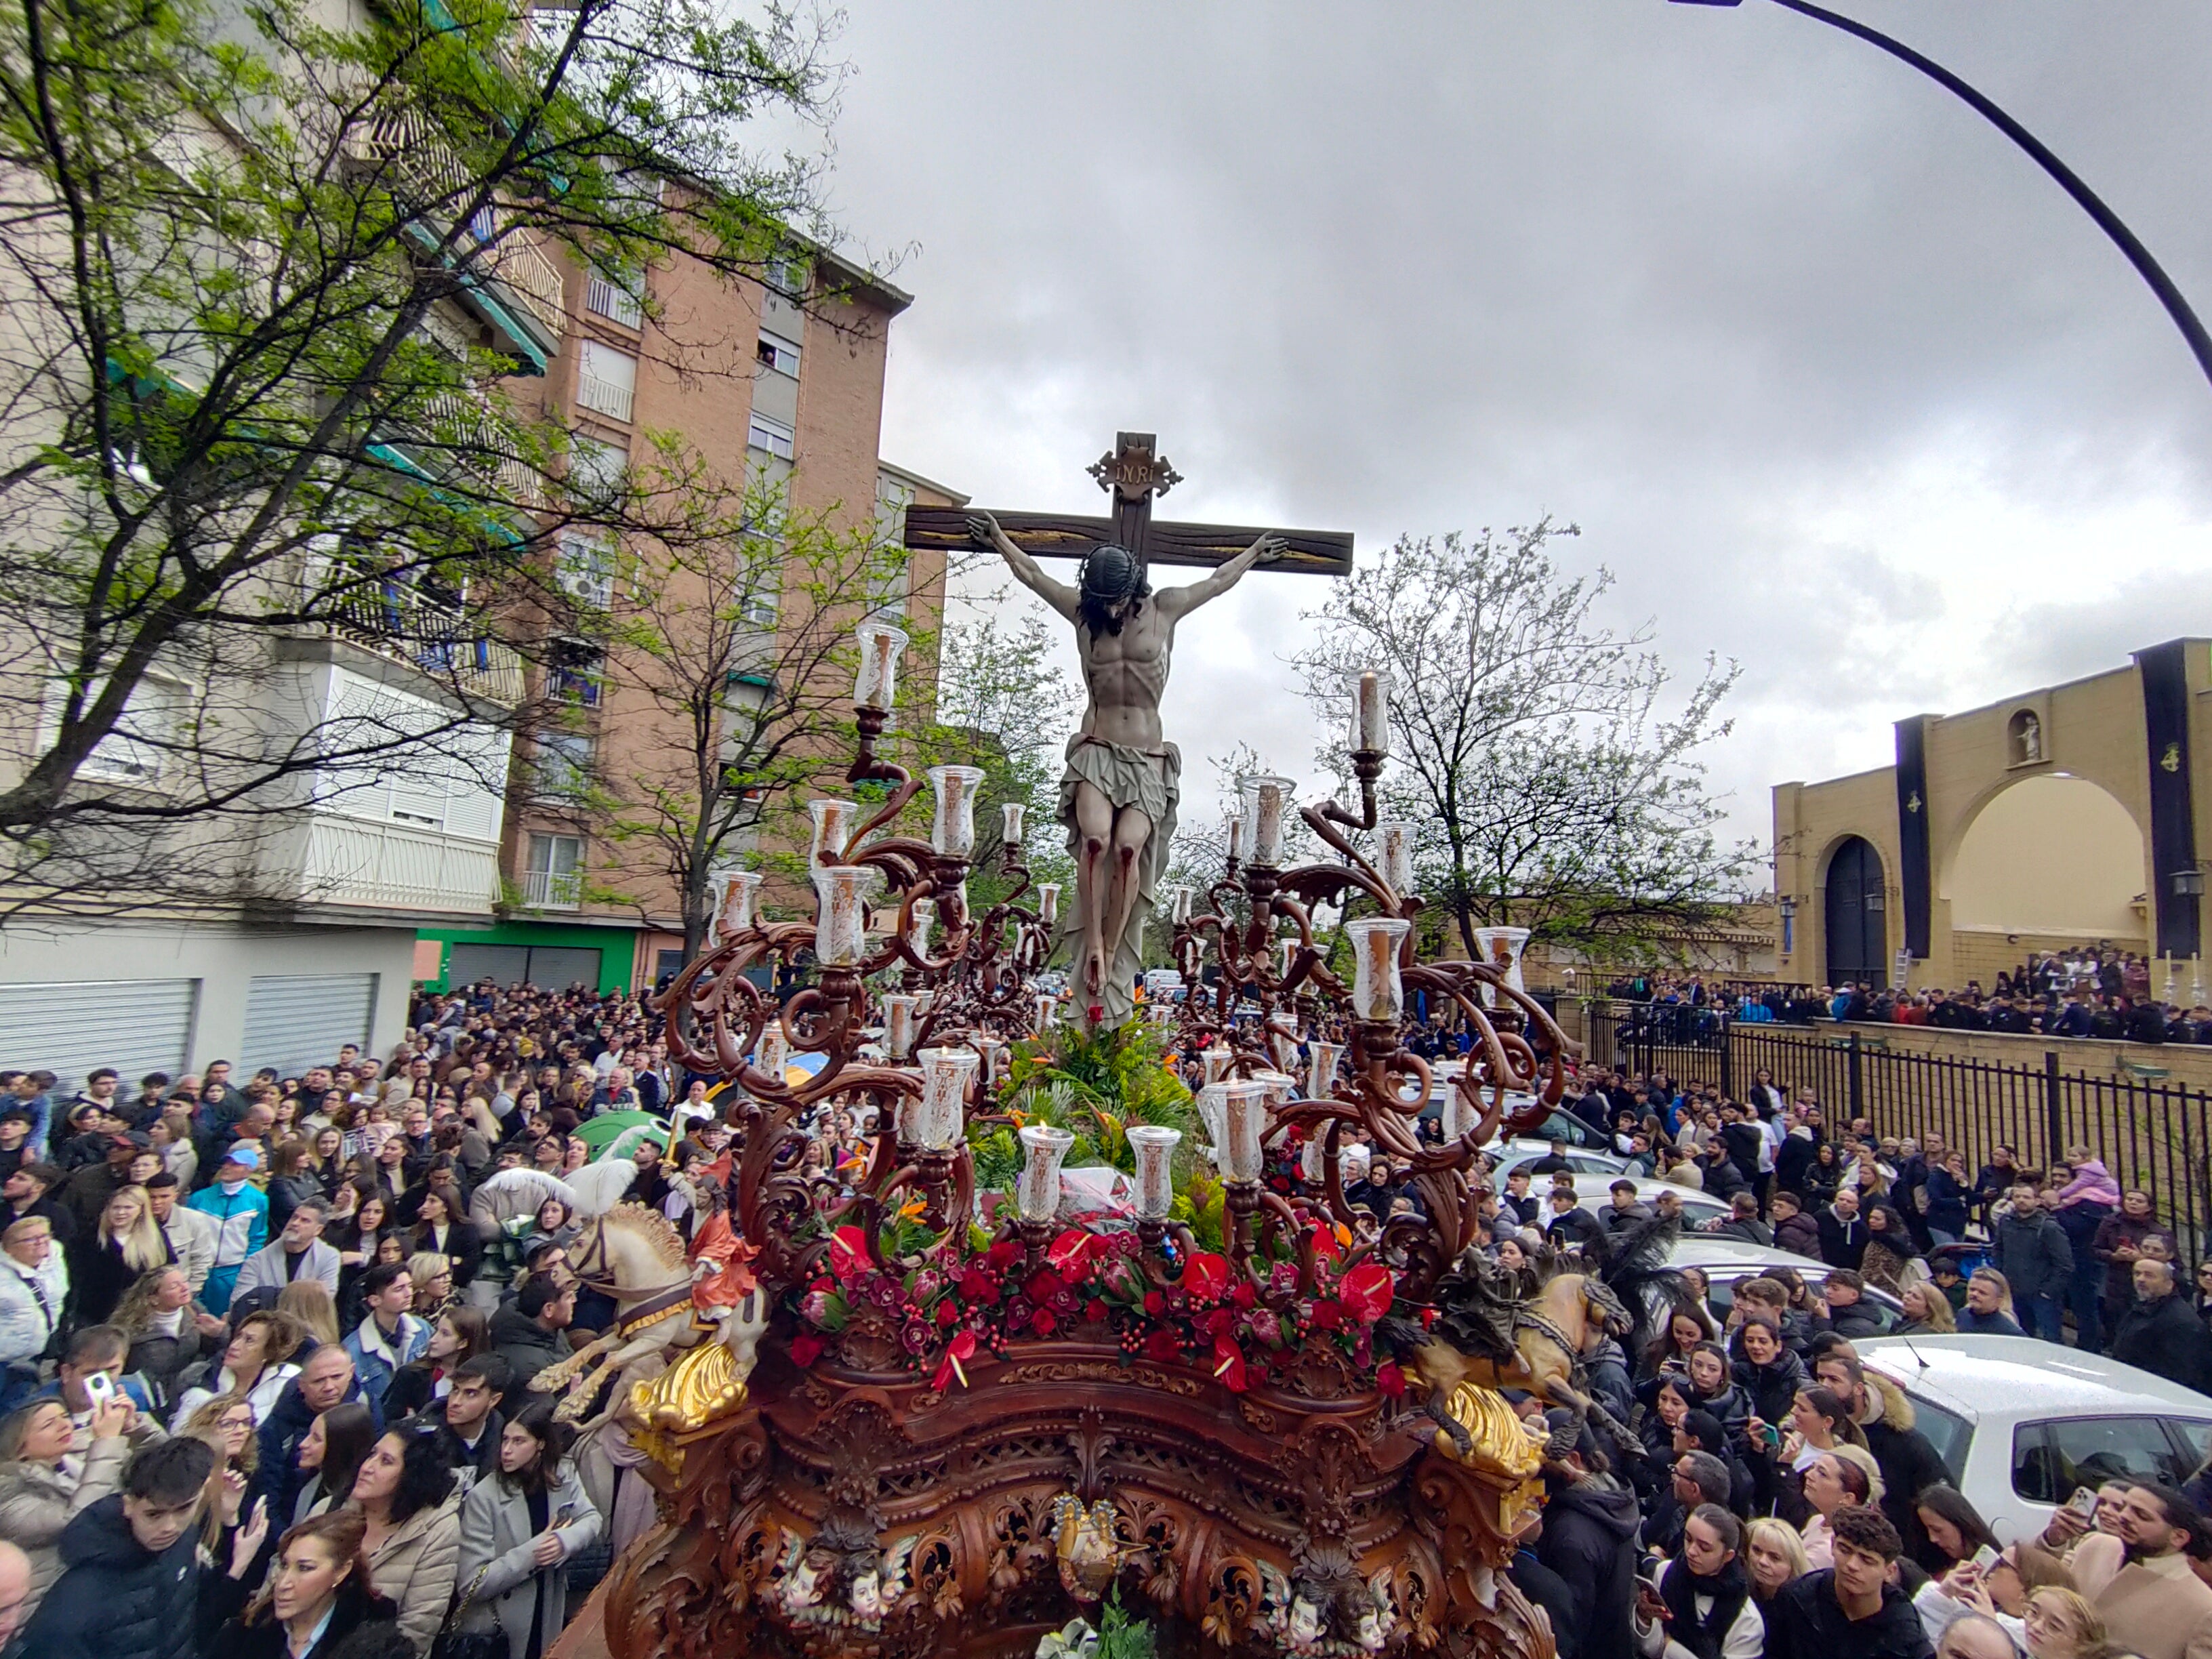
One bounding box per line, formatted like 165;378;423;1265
452;1397;603;1659
1632;1504;1764;1659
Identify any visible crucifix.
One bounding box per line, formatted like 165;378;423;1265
904;432;1352;1027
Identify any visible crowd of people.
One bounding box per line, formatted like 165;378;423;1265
0;980;703;1659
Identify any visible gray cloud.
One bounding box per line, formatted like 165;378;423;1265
818;3;2212;863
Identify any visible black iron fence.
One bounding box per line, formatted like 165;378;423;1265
1584;1000;2212;1261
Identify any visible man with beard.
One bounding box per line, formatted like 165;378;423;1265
2066;1484;2212;1659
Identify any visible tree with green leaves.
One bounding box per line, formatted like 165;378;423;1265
0;0;861;914
1291;523;1755;966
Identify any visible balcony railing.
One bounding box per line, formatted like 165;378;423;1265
410;388;542;511
523;867;581;909
321;579;524;704
586;273;643;329
577;371;634;423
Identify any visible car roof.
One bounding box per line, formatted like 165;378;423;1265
1856;1334;2212;1423
1568;1173;1715;1206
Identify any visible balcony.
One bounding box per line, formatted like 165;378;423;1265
350;102;567;369
577;370;633;424
522;867;581;909
287;813;502;916
321;578;525;705
586;272;643;329
390;387;542;513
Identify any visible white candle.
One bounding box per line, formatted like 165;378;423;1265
1221;1080;1269;1181
853;619;907;711
1037;883;1060;928
1126;1125;1181;1220
1443;1082;1479;1143
1196;1081;1228;1164
1170;884;1193;925
811;865;869;966
715;869;762;937
1307;1040;1342;1101
1279;937;1298;978
1344;917;1410;1022
1224;813;1242;863
1201;1046;1235;1085
907;897;936;956
975;1036;1004;1089
1035;994;1056;1033
1377;820;1414;894
926;765;985;858
757;1021;790;1078
1240;775;1294;867
808;798;858;867
883;993;920;1060
1001;800;1025;844
1017;1124;1073;1221
1352;669;1391;756
916;1047;979;1151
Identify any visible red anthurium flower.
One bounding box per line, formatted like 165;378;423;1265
1376;1361;1406;1398
1211;1336;1248;1393
931;1328;977;1391
1310;1224;1343;1262
1339;1263;1395;1324
1231;1279;1258;1310
1142;1328;1182;1363
790;1333;823;1368
827;1226;870;1281
1183;1252;1231;1302
1143;1290;1166;1317
1048;1229;1099;1278
1200;1307;1233;1339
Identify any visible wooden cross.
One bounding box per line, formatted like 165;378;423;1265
901;430;1354;577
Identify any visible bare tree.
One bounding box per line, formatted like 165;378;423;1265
1291;523;1755;964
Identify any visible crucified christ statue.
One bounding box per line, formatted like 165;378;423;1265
968;511;1286;1025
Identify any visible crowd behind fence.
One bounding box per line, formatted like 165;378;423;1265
1587;997;2212;1263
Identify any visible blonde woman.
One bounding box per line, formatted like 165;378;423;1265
2025;1589;2131;1659
276;1277;344;1348
182;1392;260;1551
150;1109;198;1191
1744;1517;1810;1604
70;1184;171;1324
1900;1280;1959;1334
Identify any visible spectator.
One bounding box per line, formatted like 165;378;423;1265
276;1279;344;1350
1;1162;73;1250
1761;1507;1933;1659
1536;1412;1643;1659
2093;1191;2177;1344
113;1266;225;1411
1896;1282;1957;1336
255;1345;369;1526
234;1200;342;1303
171;1310;304;1430
340;1425;462;1657
70;1185;170;1326
37;1322;157;1420
54;1132;139;1239
285;1401;376;1529
1771;1191;1821;1260
144;1174;213;1298
451;1397;602;1659
2068;1483;2212;1659
1705;1191;1773;1247
404;1185;481;1290
1994;1187;2074;1344
383;1308;493;1423
16;1435;261;1659
0;1217;66;1378
1633;1503;1762;1659
416;1356;506;1488
207;1507;402;1659
1799;1449;1880;1569
1746;1515;1811;1607
186;1146;270;1315
490;1275;574;1402
1923;1153;1971;1248
1822;1272;1886;1342
1814;1350;1951;1572
344;1264;430;1420
405;1254;457;1327
1912;1486;2000;1578
1957;1269;2027;1336
2022;1590;2128;1659
0;1393;131;1623
1818;1190;1868;1270
2111;1260;2212;1394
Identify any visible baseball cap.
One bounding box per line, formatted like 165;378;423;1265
113;1130;153;1149
220;1143;262;1170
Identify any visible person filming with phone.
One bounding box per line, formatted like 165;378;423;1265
1635;1504;1765;1659
450;1397;600;1659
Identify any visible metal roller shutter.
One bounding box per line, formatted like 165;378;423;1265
0;979;197;1094
241;973;377;1078
523;947;602;990
446;945;529;988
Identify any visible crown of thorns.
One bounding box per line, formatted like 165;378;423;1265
1078;542;1147;607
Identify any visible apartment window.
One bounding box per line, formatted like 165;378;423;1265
756;329;800;377
75;674;187;785
524;832;583;908
737;584;779;631
765;255;807;298
576;339;636;423
566;436;627;505
532;731;594;800
747;412;794;461
585;266;644;329
548;639;605;708
556;531;615;610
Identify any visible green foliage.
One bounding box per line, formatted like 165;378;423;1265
1175;1163;1227;1255
1096;1593;1157;1659
968;1126;1020;1191
1004;1021;1193;1175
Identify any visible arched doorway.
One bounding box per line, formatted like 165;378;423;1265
1825;836;1887;985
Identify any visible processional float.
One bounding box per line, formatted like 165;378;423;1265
589;449;1580;1659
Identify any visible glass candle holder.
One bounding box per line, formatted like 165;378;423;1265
1195;1082;1228;1164
1034;994;1056;1033
916;1047;979;1152
894;1090;922;1146
1442;1082;1480;1143
1307;1040;1343;1102
853;619;907;711
756;1021;790;1080
1471;926;1532;1007
1278;937;1298;979
882;993;920;1060
1377;820;1414;894
1017;1124;1074;1222
811;865;869;966
1201;1047;1235;1085
1345;917;1410;1022
1220;1080;1269;1182
1037;883;1060;928
1001;800;1025;844
808;798;858;868
975;1036;1004;1090
1349;669;1391;756
907;897;936;957
1126;1125;1181;1220
1170;884;1193;925
1300;1134;1329;1185
716;869;762;937
1238;774;1294;868
926;764;985;857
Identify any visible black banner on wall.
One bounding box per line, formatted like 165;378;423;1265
1894;716;1932;962
2135;640;2201;960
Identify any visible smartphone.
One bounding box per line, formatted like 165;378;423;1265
1760;1422;1782;1448
553;1504;577;1528
2066;1487;2100;1519
1971;1544;2003;1573
79;1371;116;1414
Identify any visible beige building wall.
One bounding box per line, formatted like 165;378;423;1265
1949;774;2144;937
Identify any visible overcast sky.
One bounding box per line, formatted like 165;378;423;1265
810;3;2212;874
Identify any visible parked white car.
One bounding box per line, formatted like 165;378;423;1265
1666;1235;1908;1328
1855;1334;2212;1543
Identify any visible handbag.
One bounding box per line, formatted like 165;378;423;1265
432;1561;506;1659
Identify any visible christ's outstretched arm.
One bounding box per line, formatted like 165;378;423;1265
1153;533;1287;621
968;512;1079;624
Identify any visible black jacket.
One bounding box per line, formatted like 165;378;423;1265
489;1303;570;1399
212;1581;402;1659
2112;1293;2212;1393
1775;1132;1822;1195
1733;1348;1808;1425
254;1371;378;1523
1857;1376;1952;1566
1763;1570;1933;1659
17;1494;224;1659
1816;1210;1868;1269
1536;1475;1643;1659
